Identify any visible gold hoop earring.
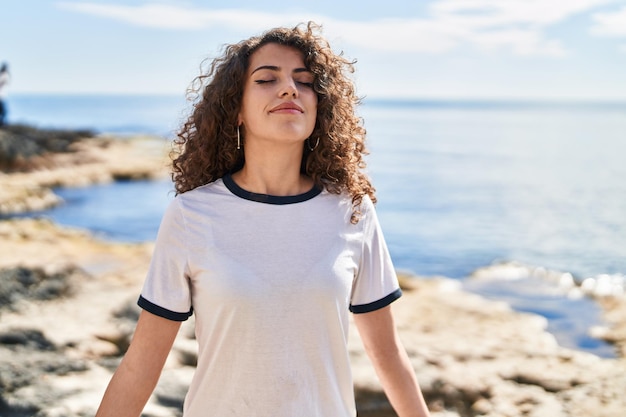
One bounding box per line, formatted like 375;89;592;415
306;137;319;151
237;125;241;150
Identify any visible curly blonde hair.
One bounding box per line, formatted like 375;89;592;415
172;22;375;223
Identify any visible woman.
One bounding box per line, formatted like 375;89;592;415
95;22;431;417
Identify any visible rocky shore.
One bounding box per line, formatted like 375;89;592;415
0;124;170;215
2;219;625;417
1;126;625;416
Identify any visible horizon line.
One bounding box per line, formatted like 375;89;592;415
9;92;626;106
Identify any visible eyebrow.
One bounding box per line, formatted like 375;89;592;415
250;65;311;75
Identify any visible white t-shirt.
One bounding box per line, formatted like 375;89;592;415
139;174;401;417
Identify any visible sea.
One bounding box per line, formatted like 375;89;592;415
6;93;626;357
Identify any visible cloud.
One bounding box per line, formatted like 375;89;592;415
324;19;567;56
590;5;626;36
431;0;618;26
420;0;620;56
55;0;622;57
55;2;316;30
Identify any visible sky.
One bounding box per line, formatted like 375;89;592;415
2;0;626;100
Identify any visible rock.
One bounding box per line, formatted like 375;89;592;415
0;328;56;350
0;265;81;313
153;375;187;414
471;397;492;414
93;327;133;355
81;339;121;358
0;327;89;416
349;277;626;416
0;178;62;213
0;124;95;172
173;338;198;367
596;295;626;357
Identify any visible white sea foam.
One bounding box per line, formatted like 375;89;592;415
470;261;625;299
581;274;626;298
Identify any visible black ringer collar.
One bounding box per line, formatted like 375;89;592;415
223;173;322;205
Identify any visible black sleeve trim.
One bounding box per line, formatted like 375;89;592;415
138;295;193;321
349;288;403;314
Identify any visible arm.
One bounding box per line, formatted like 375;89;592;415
95;310;182;417
353;305;431;417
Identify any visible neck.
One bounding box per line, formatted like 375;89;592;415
231;141;312;196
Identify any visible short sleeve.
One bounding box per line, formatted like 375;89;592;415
349;197;402;314
138;197;193;321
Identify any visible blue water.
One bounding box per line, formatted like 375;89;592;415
44;179;174;242
8;94;187;137
361;102;626;281
6;94;626;357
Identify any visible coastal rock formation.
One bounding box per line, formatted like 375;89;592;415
0;124;95;172
0;124;170;214
1;219;625;417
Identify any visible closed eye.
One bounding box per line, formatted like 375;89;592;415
254;79;275;84
297;81;314;88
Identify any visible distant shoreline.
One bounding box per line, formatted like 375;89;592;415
0;124;170;215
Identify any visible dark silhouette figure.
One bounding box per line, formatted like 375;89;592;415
0;63;10;126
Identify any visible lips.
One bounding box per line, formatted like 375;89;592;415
270;102;303;113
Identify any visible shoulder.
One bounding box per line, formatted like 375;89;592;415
359;193;376;211
183;178;226;195
176;179;227;204
317;189;355;211
317;189;377;227
354;194;379;230
162;179;229;221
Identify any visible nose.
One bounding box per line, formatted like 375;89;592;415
279;78;298;98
